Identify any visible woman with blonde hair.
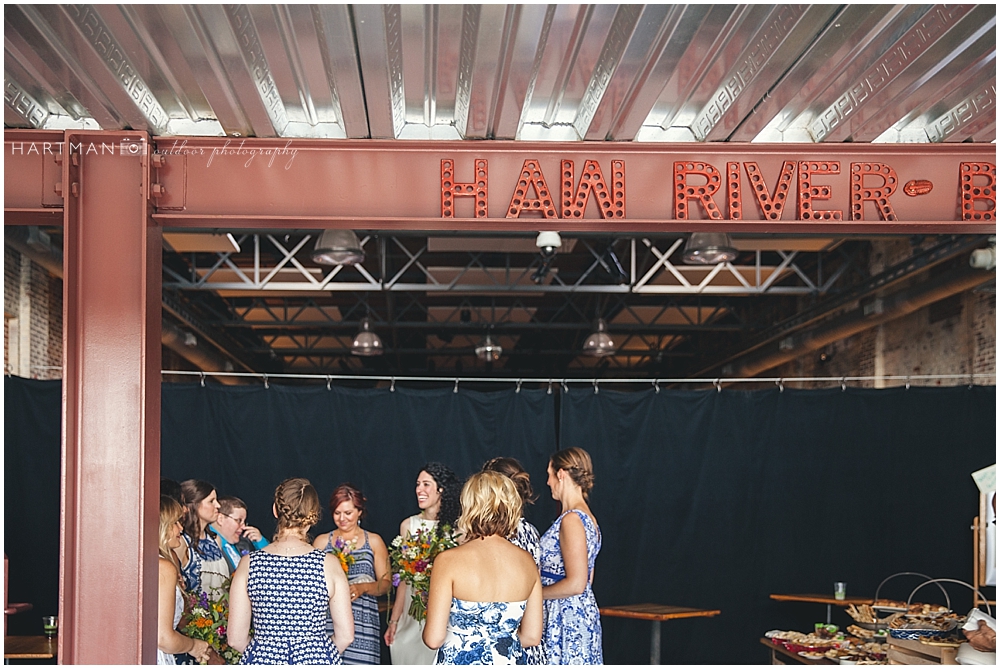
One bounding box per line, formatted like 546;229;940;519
157;495;212;665
228;478;355;664
539;447;602;664
423;471;543;665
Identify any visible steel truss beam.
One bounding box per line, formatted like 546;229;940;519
164;234;852;295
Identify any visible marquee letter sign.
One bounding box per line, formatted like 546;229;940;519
9;134;988;233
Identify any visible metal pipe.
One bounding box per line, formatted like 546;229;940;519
5;227;244;383
160;370;993;386
730;262;995;378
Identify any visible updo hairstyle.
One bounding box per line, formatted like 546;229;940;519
457;471;523;541
550;447;595;499
329;483;367;520
482;457;537;507
273;477;321;536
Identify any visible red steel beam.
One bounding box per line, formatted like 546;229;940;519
4;130;64;225
59;131;161;664
150;138;996;233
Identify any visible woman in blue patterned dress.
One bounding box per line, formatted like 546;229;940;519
539;448;603;664
482;458;544;665
174;480;230;599
228;478;355;664
423;471;543;665
313;484;391;664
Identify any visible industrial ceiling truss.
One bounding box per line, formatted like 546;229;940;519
163;234;852;296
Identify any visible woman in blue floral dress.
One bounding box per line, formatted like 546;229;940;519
539;448;602;664
423;471;543;665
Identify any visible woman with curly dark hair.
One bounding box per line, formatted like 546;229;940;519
384;462;461;665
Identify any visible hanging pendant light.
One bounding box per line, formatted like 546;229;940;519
351;317;383;356
582;319;616;357
681;233;738;265
475;334;502;362
312;229;365;265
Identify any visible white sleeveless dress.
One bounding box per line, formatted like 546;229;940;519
157;585;184;665
390;515;439;665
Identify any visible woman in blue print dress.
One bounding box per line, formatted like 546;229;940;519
539;448;603;664
313;483;391;664
228;478;355;664
423;471;543;665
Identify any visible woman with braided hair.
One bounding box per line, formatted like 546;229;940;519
539;448;603;664
385;462;461;665
228;478;354;664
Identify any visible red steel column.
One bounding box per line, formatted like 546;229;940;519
60;131;161;663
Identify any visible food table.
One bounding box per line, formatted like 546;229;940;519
770;594;874;624
3;636;57;663
760;638;837;665
599;604;720;664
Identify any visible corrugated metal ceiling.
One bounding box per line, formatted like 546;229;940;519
5;4;996;143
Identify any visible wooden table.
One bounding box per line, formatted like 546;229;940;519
770;594;873;624
3;636;57;663
600;604;721;664
760;638;836;665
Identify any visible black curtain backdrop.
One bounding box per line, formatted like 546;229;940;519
4;377;62;635
4;376;995;663
560;386;996;664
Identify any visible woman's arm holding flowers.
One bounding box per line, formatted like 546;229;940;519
325;553;355;653
157;558;210;660
384;520;410;646
226;556;252;653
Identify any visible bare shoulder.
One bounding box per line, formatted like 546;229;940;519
367;531;388;550
158;556;178;579
312;532;330;550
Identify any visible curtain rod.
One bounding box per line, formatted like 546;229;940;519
158;369;994;388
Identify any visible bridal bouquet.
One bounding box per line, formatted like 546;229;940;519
388;525;457;621
181;579;241;665
329;536;357;575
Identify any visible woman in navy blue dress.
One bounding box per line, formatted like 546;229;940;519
228;478;355;664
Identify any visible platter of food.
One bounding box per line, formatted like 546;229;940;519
887;611;964;640
871;599;908;613
798;651;827;660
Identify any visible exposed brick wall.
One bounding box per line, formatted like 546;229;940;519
772;239;996;389
3;247;63;379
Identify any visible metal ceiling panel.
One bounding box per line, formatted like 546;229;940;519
4;3;996;143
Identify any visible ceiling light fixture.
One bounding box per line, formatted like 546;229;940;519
351;317;383;356
681;232;738;265
312;229;365;266
475;334;502;362
582;318;616;357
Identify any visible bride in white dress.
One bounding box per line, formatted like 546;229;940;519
385;463;461;665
